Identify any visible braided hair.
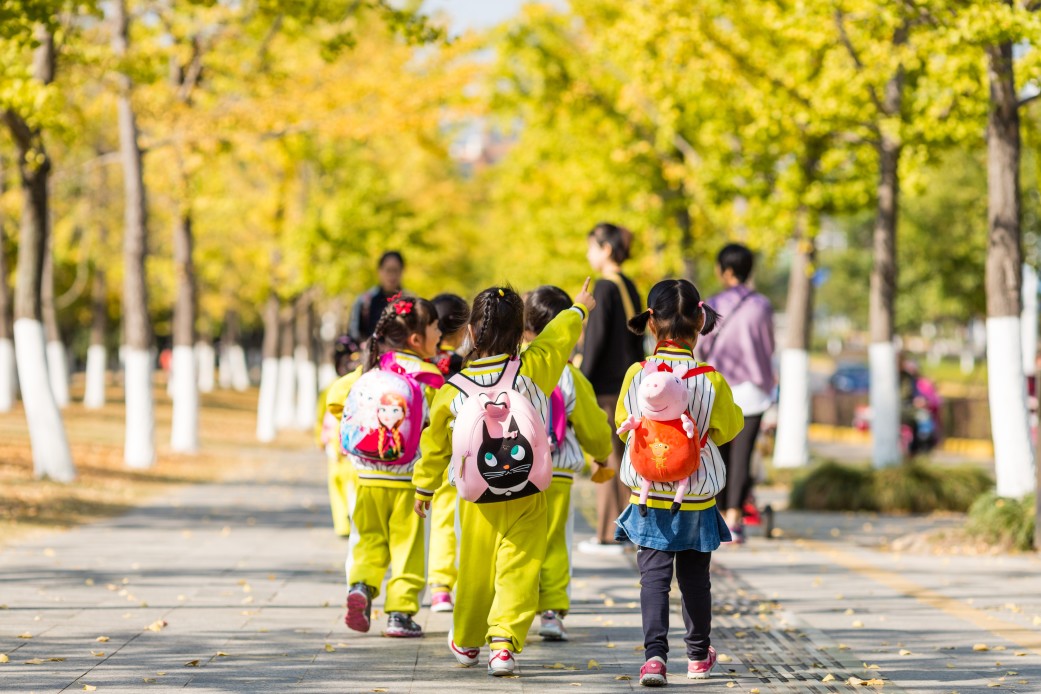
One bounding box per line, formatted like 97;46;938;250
628;279;720;342
366;293;438;371
467;285;525;360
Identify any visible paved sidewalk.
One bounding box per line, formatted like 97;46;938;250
2;447;1040;692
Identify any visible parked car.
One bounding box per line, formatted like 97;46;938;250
828;362;870;393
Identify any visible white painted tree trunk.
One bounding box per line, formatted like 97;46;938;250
83;344;107;409
124;348;155;468
772;348;810;468
295;345;317;430
0;338;14;412
229;345;250;391
15;319;75;481
319;362;337;391
1021;264;1037;378
196;341;215;393
987;316;1036;497
256;357;279;442
869;341;901;468
46;340;70;408
275;354;296;430
170;345;199;453
218;346;233;389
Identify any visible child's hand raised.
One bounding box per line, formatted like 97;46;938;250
575;277;597;313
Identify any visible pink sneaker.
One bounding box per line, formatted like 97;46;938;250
687;646;717;679
639;656;667;687
431;590;454;613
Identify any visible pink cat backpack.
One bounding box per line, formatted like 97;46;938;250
448;357;553;503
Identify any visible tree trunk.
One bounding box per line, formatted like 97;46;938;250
773;231;815;468
42;229;69;408
275;302;296;430
256;295;280;442
115;0;155;468
0;160;15;412
83;244;108;409
868;55;904;469
220;308;250;391
170;211;199;453
196;331;216;393
294;290;317;430
985;38;1034;498
3;30;74;481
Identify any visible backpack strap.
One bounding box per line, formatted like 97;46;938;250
682;365;716;379
501;356;522;388
447;356;520;398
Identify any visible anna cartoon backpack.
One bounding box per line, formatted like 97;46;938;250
448;357;553;503
340;353;444;465
617;361;714;515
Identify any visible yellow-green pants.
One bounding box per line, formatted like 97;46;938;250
428;473;458;590
347;485;425;615
454;493;547;653
327;450;356;537
538;477;574;614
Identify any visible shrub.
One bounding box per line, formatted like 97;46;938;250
789;461;876;512
965;492;1036;551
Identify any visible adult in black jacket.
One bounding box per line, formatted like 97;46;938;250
348;251;405;343
579;223;643;552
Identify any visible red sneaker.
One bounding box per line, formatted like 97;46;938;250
687;646;717;679
639;656;667;687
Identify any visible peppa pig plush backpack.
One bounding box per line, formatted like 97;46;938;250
448;358;553;503
617;361;715;515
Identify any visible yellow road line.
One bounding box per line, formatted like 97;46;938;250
802;539;1041;657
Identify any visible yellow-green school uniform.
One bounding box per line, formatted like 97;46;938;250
316;385;356;537
538;363;613;614
327;351;442;615
412;304;588;653
427;469;458;591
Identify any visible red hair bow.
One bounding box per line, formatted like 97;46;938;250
394;301;413;315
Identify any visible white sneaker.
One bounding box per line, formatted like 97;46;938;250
488;647;518;677
577;538;625;555
538;610;569;641
448;630;479;667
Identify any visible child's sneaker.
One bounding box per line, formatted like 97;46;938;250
344;582;373;633
687;646;717;679
639;656;667;687
538;610;568;641
448;630;480;667
431;589;454;613
384;612;423;638
487;647;518;677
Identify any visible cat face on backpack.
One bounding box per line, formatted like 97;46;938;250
477;419;533;492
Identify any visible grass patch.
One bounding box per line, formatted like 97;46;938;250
790;460;992;513
965;492;1036;551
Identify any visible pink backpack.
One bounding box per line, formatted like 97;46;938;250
449;357;552;503
340;352;443;465
547;386;567;453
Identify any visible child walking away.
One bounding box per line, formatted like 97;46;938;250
326;295;445;639
523;286;613;642
315;335;363;537
614;279;743;686
413;280;596;677
426;293;471;613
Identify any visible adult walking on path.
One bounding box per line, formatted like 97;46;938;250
578;222;643;553
347;250;406;343
696;243;775;543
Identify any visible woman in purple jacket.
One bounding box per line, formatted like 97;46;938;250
696;244;775;543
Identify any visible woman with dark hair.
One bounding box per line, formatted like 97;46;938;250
579;222;644;554
348;251;406;342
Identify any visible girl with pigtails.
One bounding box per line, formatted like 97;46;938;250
326;294;444;639
614;279;743;686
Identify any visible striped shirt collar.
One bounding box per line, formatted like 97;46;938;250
653;343;695;359
461;353;512;376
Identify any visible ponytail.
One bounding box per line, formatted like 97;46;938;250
700;303;720;335
627;309;653;335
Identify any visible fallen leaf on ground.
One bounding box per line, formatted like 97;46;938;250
605;642;615;648
324;644;335;652
734;631;748;638
17;633;31;639
1015;652;1028;657
717;653;732;663
143;678;156;683
24;658;44;665
899;650;912;656
614;675;631;681
83;686;97;691
91;651;105;657
750;689;761;693
987;684;1000;688
603;598;615;607
216;651;229;657
822;674;837;682
852;620;865;628
145;620;167;632
156;671;166;676
95;636;109;643
726;682;736;689
543;663;567;670
838;643;851;651
865;663;881;669
974;644;991;652
844;608;855;615
184;660;200;667
587;659;600;670
48;658;65;662
0;654;8;663
633;645;645;652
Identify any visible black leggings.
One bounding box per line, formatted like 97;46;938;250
717;414;763;512
636;546;712;661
